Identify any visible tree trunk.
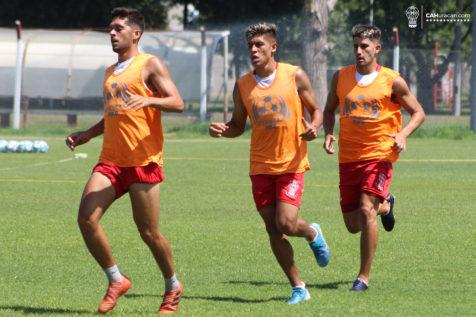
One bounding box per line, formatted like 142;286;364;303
414;50;435;114
301;0;331;107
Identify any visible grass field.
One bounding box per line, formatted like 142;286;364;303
0;133;475;316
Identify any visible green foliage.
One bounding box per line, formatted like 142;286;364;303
0;0;168;29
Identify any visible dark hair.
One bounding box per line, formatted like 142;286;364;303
245;22;277;42
351;24;381;42
111;7;145;33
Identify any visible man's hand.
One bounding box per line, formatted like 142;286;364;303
65;131;91;151
299;118;318;141
323;134;336;154
209;123;228;138
124;91;150;111
387;133;406;153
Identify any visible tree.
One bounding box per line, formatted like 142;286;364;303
185;0;305;78
328;0;473;114
301;0;337;106
0;0;168;29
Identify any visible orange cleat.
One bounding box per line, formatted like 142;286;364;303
158;282;183;314
98;275;132;314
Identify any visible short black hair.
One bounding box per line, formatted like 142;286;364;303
351;24;381;42
111;7;145;33
245;22;277;42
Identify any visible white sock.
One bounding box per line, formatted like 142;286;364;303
310;225;319;243
104;264;123;282
165;273;180;292
294;282;306;289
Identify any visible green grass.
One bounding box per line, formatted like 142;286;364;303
0;135;475;316
2;113;476;140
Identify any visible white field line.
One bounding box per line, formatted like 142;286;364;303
0;157;76;171
0;156;474;172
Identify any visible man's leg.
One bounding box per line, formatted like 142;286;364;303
129;182;174;278
274;201;316;241
77;172;117;270
343;192;380;289
77;172;131;314
259;204;303;287
128;183;182;313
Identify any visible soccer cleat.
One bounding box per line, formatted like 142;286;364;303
159;282;183;314
351;278;368;291
287;287;311;304
381;194;396;232
309;223;330;267
98;275;132;314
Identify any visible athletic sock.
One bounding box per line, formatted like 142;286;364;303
104;264;123;282
294;282;306;289
165;273;180;292
309;225;319;243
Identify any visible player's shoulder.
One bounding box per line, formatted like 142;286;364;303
338;64;355;75
379;66;400;80
237;70;254;85
142;54;169;75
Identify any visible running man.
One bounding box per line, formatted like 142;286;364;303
209;22;330;304
323;24;425;291
65;7;185;314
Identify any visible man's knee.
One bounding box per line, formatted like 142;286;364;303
77;208;99;230
138;225;160;245
345;223;361;234
359;204;377;225
275;218;296;236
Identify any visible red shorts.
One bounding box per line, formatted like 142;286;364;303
92;161;164;198
339;160;392;213
250;173;304;210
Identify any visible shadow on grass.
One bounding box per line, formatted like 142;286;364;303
125;293;160;299
0;305;90;315
123;279;351;304
183;295;287;303
226;280;352;290
125;293;286;303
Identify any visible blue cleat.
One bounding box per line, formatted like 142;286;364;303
381;194;396;232
309;223;330;267
351;278;368;291
287;287;310;304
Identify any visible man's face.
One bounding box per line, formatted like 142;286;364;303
353;37;381;67
247;34;277;68
109;17;141;53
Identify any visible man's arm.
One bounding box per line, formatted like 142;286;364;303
295;67;322;141
65;119;104;151
390;76;426;153
209;83;248;138
323;71;339;154
125;56;184;112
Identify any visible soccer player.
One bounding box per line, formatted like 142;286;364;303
209;22;330;304
65;7;185;314
322;25;425;291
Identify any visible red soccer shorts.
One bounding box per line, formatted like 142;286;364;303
92;161;165;198
250;173;304;210
339;160;392;213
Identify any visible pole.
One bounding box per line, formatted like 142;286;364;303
392;27;399;72
452;0;462;116
13;20;24;129
223;33;229;122
433;42;439;112
471;0;476;131
200;27;207;122
369;0;374;25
